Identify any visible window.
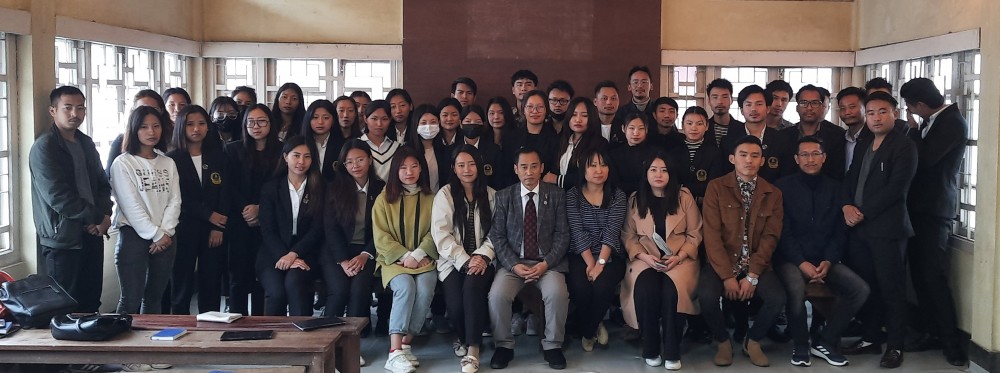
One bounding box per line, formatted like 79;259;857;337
213;58;399;105
55;38;190;165
0;33;14;258
865;50;981;241
665;66;841;124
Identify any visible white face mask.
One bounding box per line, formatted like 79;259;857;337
417;124;440;140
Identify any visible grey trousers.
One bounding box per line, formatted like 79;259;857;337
115;225;176;314
488;267;569;350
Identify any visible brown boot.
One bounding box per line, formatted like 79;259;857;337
714;339;733;366
744;338;770;367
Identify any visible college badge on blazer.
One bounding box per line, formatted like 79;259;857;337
484;164;493;176
696;169;708;182
768;157;779;169
210;172;222;185
302;193;310;205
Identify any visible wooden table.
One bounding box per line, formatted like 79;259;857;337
0;316;367;373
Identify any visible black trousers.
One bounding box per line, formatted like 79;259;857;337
846;230;907;350
171;221;226;314
698;267;786;343
321;245;376;318
43;234;105;313
258;264;313;316
908;214;961;347
227;222;264;315
566;255;626;339
634;267;686;360
442;266;495;346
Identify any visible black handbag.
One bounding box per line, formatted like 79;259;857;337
0;274;77;328
51;313;132;341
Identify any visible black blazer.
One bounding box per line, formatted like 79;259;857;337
474;139;509;190
780;121;848;180
775;172;847;265
843;130;918;240
707;117;744;148
907;104;968;218
317;134;350;182
167;148;232;232
258;177;324;267
323;178;385;263
669;140;726;202
720;125;793;183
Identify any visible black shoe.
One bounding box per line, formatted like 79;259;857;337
490;347;514;369
880;349;903;369
842;339;882;355
684;327;712;344
944;345;968;366
543;348;567;370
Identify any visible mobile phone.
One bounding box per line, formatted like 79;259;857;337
220;330;274;341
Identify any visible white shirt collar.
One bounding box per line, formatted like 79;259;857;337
288;178;307;195
927;103;951;125
356;180;369;193
467;137;481;148
361;133;393;152
520;183;540;197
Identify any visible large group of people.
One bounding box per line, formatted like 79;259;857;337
29;65;969;372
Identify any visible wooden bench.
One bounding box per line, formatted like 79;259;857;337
0;316;367;373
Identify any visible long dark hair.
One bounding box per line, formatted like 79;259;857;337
122;106;168;154
484;96;514;144
171;105;217;152
384;146;431;204
332;95;362;138
240;104;281;156
328;139;378;226
271;82;306;138
636;152;681;218
407;103;440;153
447;145;492;238
275;136;324;216
573;148;616;209
558;97;604;167
301;99;337;164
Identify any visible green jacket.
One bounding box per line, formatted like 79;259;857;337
373;190;437;287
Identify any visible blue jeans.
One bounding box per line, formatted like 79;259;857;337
388;271;437;335
115;226;177;314
775;261;870;349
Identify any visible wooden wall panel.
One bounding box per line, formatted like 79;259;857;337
402;0;661;107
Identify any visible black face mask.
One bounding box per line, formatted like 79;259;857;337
215;118;240;132
461;124;483;139
549;112;566;123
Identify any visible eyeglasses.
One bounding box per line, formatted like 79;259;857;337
525;105;546;113
797;101;824;109
246;119;270;128
344;157;369;167
630;79;651;86
214;112;239;120
796;151;825;159
548;99;569;106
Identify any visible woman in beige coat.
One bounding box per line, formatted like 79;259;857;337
620;153;703;370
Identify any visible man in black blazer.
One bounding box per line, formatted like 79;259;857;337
900;77;969;366
840;92;917;369
488;147;570;370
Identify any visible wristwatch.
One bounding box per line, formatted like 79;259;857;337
745;275;759;286
597;258;607;265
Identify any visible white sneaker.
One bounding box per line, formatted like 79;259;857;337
645;356;663;367
582;336;596;352
384;350;415;373
400;344;420;367
525;313;540;336
453;340;468;357
511;314;525;336
596;322;609;345
150;364;171;370
460;355;480;373
360;355;366;366
664;360;682;370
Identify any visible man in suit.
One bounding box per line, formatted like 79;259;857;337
900;77;969;366
865;78;910;134
720;85;793;183
699;136;786;367
781;85;847;179
488;147;570;370
706;78;744;147
840;92;917;369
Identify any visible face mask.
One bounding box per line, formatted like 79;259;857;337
461;124;483;139
215;118;240;132
417;124;440;140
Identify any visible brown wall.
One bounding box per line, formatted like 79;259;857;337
402;0;661;107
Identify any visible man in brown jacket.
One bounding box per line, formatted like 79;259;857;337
698;135;786;367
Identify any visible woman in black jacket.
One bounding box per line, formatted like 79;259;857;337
167;105;231;315
258;136;325;316
321;139;384;320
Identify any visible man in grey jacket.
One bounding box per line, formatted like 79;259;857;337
29;86;113;313
488;147;570;370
